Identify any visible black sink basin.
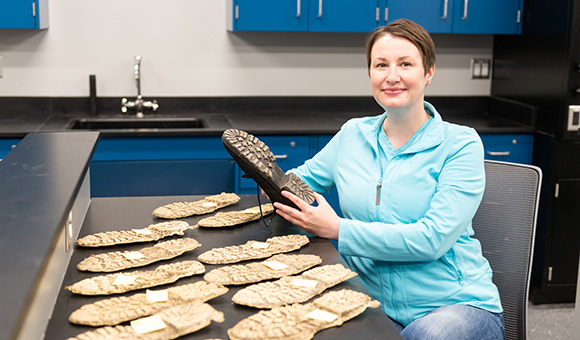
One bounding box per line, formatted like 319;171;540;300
67;117;207;130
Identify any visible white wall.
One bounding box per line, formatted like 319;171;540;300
0;0;493;97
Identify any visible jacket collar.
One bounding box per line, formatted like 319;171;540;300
360;101;445;155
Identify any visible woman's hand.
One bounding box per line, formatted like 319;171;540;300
274;191;340;241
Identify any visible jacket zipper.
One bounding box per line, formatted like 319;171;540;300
450;249;465;285
376;179;383;205
376;131;386;206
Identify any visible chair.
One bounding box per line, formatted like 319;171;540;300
472;160;542;340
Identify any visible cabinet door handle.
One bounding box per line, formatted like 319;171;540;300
296;0;301;18
462;0;469;20
486;151;511;156
442;0;448;19
318;0;323;18
274;154;288;159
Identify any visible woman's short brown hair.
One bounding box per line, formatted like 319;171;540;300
366;19;436;75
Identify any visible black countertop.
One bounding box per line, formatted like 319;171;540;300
44;195;402;340
0;96;536;138
0;130;401;340
0;131;99;340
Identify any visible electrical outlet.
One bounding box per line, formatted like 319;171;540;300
471;58;491;79
567;105;580;131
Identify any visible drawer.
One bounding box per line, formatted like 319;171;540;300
0;138;20;160
91;159;235;197
480;134;533;164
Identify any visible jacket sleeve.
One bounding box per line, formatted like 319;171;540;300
338;128;486;262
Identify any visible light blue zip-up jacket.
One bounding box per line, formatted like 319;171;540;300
292;102;502;326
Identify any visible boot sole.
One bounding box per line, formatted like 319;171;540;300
222;129;315;209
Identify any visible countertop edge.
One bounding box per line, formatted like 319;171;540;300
0;131;99;340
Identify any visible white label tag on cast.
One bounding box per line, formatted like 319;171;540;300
306;309;338;322
262;260;289;270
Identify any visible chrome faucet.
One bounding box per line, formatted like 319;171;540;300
121;56;159;117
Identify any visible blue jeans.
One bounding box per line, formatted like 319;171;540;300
390;304;505;340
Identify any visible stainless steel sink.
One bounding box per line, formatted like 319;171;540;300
66;117;207;130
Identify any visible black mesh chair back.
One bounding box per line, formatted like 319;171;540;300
472;160;542;340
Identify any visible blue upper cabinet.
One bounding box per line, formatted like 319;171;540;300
228;0;524;34
228;0;382;32
228;0;308;32
307;0;381;33
385;0;523;34
451;0;522;34
0;0;48;29
386;0;453;33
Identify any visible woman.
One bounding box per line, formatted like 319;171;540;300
274;19;505;339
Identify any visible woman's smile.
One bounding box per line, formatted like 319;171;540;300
383;87;406;95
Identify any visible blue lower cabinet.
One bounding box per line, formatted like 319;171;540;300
0;139;20;160
92;136;231;161
90;137;235;197
90;159;235;197
480;134;533;164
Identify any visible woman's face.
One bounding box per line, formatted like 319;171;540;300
369;34;434;111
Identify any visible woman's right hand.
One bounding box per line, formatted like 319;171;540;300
274;191;340;241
